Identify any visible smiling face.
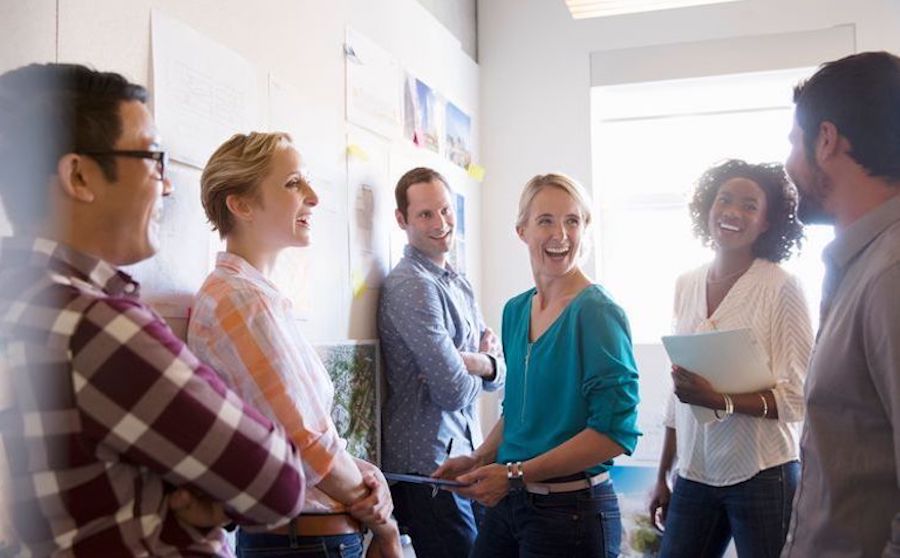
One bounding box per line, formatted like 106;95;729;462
517;185;586;280
707;177;769;255
786;119;833;225
250;144;318;249
94;100;173;265
397;179;455;266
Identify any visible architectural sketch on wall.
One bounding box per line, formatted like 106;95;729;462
151;10;259;168
345;28;402;140
347;127;392;292
445;101;472;170
315;341;381;464
123;164;218;318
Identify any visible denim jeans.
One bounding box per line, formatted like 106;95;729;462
236;530;363;558
470;480;621;558
659;461;800;558
390;481;486;558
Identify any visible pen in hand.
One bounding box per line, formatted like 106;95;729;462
433;439;454;497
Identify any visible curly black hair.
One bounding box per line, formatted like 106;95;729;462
689;159;804;263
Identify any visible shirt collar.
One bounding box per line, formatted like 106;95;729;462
0;236;140;297
404;244;458;280
215;251;283;295
823;193;900;272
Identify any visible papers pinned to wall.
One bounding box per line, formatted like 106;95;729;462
151;10;259;168
345;27;402;140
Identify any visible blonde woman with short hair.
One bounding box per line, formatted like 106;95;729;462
188;132;401;558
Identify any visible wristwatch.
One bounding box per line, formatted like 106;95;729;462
506;461;525;490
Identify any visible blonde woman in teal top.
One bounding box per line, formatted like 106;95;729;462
434;173;640;558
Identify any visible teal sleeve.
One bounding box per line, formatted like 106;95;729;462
579;300;641;455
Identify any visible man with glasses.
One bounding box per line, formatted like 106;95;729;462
0;63;307;556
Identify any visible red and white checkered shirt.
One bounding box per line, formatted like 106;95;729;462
0;237;306;557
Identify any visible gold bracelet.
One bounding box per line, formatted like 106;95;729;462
758;392;768;418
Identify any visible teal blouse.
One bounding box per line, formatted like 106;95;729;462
496;285;641;474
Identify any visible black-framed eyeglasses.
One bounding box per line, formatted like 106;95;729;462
78;150;168;181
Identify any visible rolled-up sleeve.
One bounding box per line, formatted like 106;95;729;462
579;301;641;455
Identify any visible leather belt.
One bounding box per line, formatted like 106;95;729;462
525;471;610;495
269;513;363;536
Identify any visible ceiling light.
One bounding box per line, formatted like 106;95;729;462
564;0;743;19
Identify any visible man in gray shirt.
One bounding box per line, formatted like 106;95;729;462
782;51;900;557
378;167;505;558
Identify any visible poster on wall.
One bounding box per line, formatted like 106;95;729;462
444;101;472;170
414;78;443;153
347;127;392;292
449;192;467;276
151;10;259;168
268;75;350;329
345;28;402;140
123;164;218;318
315;341;381;464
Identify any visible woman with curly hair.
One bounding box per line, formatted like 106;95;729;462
650;159;814;558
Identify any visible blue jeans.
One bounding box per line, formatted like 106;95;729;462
390;481;485;558
236;530;363;558
470;480;622;558
659;461;800;558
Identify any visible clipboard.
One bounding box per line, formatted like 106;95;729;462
661;328;774;424
383;473;470;488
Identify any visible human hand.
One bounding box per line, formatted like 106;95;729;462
432;454;483;480
453;463;510;507
168;487;229;528
480;328;500;355
349;468;393;527
649;479;671;531
368;519;402;558
460;351;493;378
672;366;720;409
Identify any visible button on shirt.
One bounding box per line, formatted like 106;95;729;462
782;194;900;558
379;245;505;475
0;237;305;558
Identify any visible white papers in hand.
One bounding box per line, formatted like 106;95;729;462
661;328;773;424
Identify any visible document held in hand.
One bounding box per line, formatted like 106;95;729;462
661;328;774;424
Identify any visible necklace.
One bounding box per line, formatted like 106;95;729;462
707;262;752;285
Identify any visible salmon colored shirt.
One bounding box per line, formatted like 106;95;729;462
188;252;346;513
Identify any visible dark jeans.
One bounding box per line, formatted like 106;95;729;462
236;530;363;558
470;480;621;558
391;481;486;558
659;461;800;558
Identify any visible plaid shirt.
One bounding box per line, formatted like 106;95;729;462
0;237;305;557
187;252;346;515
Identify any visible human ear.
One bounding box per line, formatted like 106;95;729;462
395;208;407;230
56;154;95;203
225;193;254;223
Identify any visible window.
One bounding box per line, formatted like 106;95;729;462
591;68;830;346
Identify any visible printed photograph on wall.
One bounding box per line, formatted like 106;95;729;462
448;192;466;276
415;79;441;153
444;101;472;170
315;341;381;464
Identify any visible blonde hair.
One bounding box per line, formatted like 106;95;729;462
516;173;593;230
201;131;293;238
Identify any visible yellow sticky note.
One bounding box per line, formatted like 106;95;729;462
351;270;367;298
467;163;486;182
347;144;369;161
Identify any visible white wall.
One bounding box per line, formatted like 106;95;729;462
477;0;900;328
0;0;482;344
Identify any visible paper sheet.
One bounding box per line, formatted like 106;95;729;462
661;328;773;424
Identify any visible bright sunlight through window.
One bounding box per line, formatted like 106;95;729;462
591;67;832;345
